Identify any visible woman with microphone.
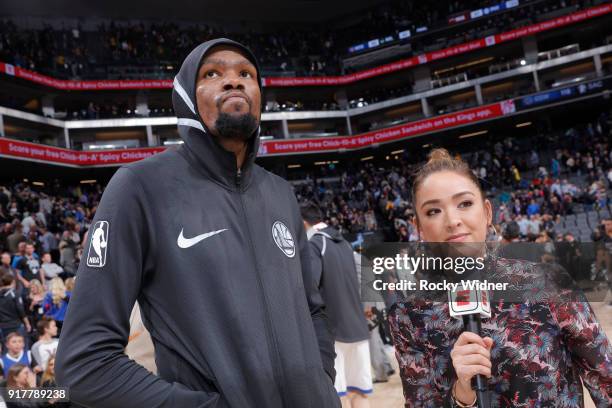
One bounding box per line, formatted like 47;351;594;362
388;149;611;407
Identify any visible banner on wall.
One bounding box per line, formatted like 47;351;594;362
263;3;612;87
258;101;512;155
515;77;610;110
0;139;165;167
1;3;610;90
0;101;514;166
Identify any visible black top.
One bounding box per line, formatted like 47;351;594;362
0;288;25;329
55;38;339;408
309;226;369;343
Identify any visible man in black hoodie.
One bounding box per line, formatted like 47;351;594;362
55;39;339;408
300;202;372;408
0;272;30;348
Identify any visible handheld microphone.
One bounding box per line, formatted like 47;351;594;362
449;286;491;408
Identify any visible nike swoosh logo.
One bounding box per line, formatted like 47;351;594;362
177;228;228;249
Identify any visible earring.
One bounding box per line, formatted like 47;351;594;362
486;224;501;262
488;224;497;237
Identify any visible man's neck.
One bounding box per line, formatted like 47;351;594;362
39;334;52;342
216;138;248;169
8;350;21;358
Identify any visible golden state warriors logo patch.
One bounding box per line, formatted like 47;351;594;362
272;221;295;258
87;221;109;267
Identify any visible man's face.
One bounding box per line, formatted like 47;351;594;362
195;46;261;142
25;244;34;256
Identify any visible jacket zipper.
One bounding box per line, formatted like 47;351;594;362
235;168;289;407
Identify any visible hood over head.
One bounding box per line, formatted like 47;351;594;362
320;226;345;243
172;38;263;190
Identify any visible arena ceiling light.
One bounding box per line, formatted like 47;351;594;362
458;130;488;139
515;121;532;127
391;149;404;154
80;180;97;184
287;164;301;169
360;156;374;161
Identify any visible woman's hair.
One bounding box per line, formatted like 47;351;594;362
41;355;56;386
64;277;75;292
29;279;44;296
6;363;28;388
50;277;67;306
412;148;485;207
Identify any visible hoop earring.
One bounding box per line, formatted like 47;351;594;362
486;224;501;261
488;224;498;239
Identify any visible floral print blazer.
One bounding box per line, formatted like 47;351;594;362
388;257;612;407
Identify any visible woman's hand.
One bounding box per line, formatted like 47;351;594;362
26;369;36;388
450;332;494;404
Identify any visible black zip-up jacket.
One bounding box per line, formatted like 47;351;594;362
308;226;369;343
0;287;25;329
55;39;339;408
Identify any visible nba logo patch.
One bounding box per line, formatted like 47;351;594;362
272;221;295;258
87;221;109;267
5;64;15;76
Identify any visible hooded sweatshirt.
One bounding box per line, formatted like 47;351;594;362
307;225;369;343
55;38;339;408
